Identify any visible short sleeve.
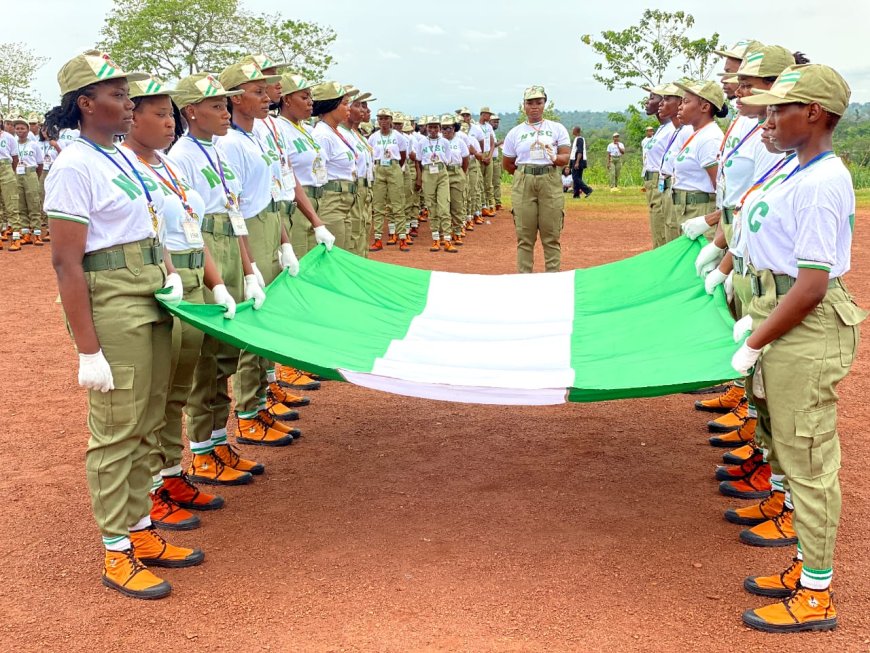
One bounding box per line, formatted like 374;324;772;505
398;134;408;151
792;180;846;271
215;137;249;185
697;133;720;168
554;124;571;148
44;164;92;225
503;130;517;158
9;137;19;156
459;139;469;157
33;144;44;165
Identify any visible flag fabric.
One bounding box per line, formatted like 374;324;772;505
157;237;738;406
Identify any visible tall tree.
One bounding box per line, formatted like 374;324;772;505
581;10;720;91
0;42;48;114
240;14;336;80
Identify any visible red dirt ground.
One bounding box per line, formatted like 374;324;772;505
2;198;869;653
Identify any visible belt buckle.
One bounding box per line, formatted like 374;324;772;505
750;275;761;297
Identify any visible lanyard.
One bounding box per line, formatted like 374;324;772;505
676;121;715;158
351;128;373;154
187;136;233;201
126;145;191;209
79;136;154;205
659;125;684;168
282;117;319;150
526;120;546;143
232;122;267;155
326;123;358;159
721;122;763;169
783;150;835;183
264;116;285;159
738;153;798;208
718;117;742;156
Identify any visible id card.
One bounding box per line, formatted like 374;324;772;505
380;158;392;167
182;215;204;245
226;194;248;236
657;178;665;193
529;143;546;161
428;164;439;174
270;176;282;202
313;156;328;185
281;163;296;196
16;164;25;175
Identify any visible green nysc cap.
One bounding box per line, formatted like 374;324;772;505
523;85;547;100
279;73;316;96
128;75;182;100
741;64;851;117
440;113;458;126
57;50;149;96
220;62;281;92
239;53;291;73
720;45;794;83
713;39;765;61
310;81;350;102
174;73;243;109
675;79;727;111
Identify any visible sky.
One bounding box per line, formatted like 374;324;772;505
21;0;870;116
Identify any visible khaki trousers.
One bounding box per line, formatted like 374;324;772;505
350;181;372;256
644;175;667;248
78;241;171;538
447;168;467;236
609;158;623;187
372;164;405;238
664;192;715;242
481;157;495;207
491;154;503;205
510;167;564;273
465;159;482;216
17;169;41;231
0;161;19;231
422;169;450;239
748;271;865;570
319;186;355;250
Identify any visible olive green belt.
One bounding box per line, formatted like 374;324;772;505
733;255;746;275
170;250;205;269
722;206;735;225
662;176;673;190
23;166;37;173
200;213;235;236
303;185;324;199
323;180;357;194
519;165;555;176
83;239;163;272
446;164;461;172
672;189;716;205
644;170;660;182
423;163;446;173
750;272;840;297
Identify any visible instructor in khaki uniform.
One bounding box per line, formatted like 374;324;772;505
502;85;571;273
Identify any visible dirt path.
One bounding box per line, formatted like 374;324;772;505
2;197;869;652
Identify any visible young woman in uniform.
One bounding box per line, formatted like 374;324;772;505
44;50;202;599
12;116;44;246
440;115;470;245
414;116;454;253
344;92;375;256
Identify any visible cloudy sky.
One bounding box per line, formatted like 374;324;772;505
23;0;870;115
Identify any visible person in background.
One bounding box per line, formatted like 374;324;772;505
569;126;592;198
606;132;625;191
490;113;503;210
12;116;44;246
561;166;572;192
0;118;20;250
641;125;655;176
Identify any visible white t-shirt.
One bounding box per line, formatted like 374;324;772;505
443;135;469;166
27;132;38;142
57;128;79;150
460;131;481;156
661;125;691;178
719;126;784;209
642;123;674;175
368;129;407;164
414;136;452;167
731;154;799;262
744;155;853;278
672;122;725;192
168;136;244;216
254;116;295;201
16;138;43;171
279;117;325;188
502;120;570;166
0;132;18;162
342;126;373;183
562;174;572;188
44;139;160;252
41;141;59;170
478;122;494;153
607;142;625;157
468;123;486;152
215;127;274;219
720;115;759;157
312;121;357;182
135;155;207;253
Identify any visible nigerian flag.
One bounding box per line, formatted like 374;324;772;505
158;237;738;405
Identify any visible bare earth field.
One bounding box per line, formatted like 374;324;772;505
2;190;869;652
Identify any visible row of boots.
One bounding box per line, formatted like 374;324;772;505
1;226;48;250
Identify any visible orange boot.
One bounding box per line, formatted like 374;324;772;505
41;229;50;242
277;366;321;390
8;238;21;252
386;233;398;245
130;526;204;568
102;549;171;599
722;443;755;465
693;383;744;413
187;451;253;485
20;232;33;245
161;473;225;510
369;238;383;251
430;239;441;252
718;461;771;500
709;416;756;447
742;587;836;633
744;558;802;598
269;382;310;407
708;397;748;433
213;443;264;475
149;489;200;531
724;490;785;526
399;238;411;252
258;409;301;438
740;508;798;547
265;399;299;422
236;415;295;447
715;449;764;480
443;240;459;253
453;234;464;246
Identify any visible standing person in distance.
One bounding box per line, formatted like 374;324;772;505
440;114;470;245
606;133;626;191
478;106;497;217
12;116;44;246
344;91;375;256
0;119;20;250
44;50;203;599
368;107;408;251
641;87;673;247
414;115;455;253
490;113;504;210
502;85;571;273
569;126;592;199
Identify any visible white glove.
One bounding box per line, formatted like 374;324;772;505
695;242;725;278
681;215;710;240
212;283;236;319
733;315;754;343
78;350;114;393
278;243;300;276
724;272;734;303
704;268;728;295
250;262;266;289
314;225;336;251
732;341;761;376
163;272;184;303
244;274;266;310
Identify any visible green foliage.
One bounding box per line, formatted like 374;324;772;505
0;42;48;114
98;0;336;80
581;10;720;91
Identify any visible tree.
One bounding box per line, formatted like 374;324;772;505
98;0;337;81
581;10;720;91
239;14;336;80
0;42;48;114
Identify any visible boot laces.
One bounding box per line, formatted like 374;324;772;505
121;548;148;576
219;443;242;467
154;488;177;511
208;451;229;474
781;558;801;583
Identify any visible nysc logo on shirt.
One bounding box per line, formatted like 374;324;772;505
519;131;553;141
201;162;237;189
748;172;790;233
676;146;691;163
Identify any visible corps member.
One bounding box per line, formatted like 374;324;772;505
502;85;571;273
0;120;20;250
478;106;497;216
490;113;504;209
368;107;409;251
13;116;44;246
640;87;670;247
44;51;203;599
440;114;470;244
414;115;455;253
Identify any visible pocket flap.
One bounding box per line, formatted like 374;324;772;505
832;301;868;327
794;404;837;439
109;365;135;391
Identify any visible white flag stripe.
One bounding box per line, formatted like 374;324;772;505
340;369;569;405
370;269;576;389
